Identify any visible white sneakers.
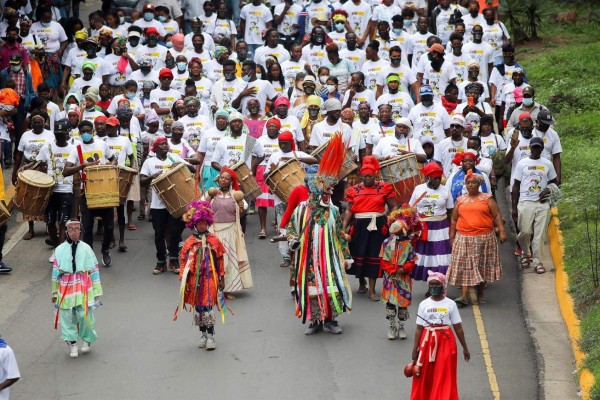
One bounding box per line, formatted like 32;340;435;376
398;325;407;340
199;333;216;350
69;342;78;358
198;334;208;348
388;323;398;340
49;251;56;264
80;341;91;353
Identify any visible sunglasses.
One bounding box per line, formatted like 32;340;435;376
450;124;463;128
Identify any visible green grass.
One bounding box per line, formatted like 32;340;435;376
517;1;600;397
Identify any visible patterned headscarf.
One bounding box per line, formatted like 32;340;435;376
214;108;230;121
214;45;227;59
145;109;160;124
182;200;215;229
184;96;200;107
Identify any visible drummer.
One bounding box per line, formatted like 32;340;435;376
63;120;117;268
12;110;55;241
264;131;317;268
33;121;76;264
372;118;427;164
105;117;135;253
139;137;187;275
197;108;229;191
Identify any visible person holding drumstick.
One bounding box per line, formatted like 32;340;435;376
372;117;427;163
63;121;116;268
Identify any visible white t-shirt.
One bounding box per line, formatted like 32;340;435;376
179;114;213;151
257;135;280;166
423;60;458;99
482;22;510;59
81;109;105;125
406;31;433;63
234;80;277;115
361;58;388;91
72;56;110;80
70;77;103;95
211;133;265;168
462;41;494;82
30;21;67;53
309;119;356;150
433;5;457;44
198;126;227;166
339;48;366;72
409;183;454;217
372;3;402;26
132;18;167;36
0;344;20;400
104;53;133;86
35;142;75;193
240;4;273;45
274;3;302;36
506;130;532;185
168;139;196;159
140;154;184;209
408;102;452;146
211;18;237;43
416;297;462;327
281;59;305;89
457;79;491;103
373;135;425;159
480;133;507;159
533;128;562;161
461;14;486;37
128;69;160;98
107;95;145;117
149;87;182;129
489;64;522;103
376;64;417;95
301;44;328;74
352;118;378;146
341;0;372;40
454;101;493;133
366;123;394;147
46;102;61;131
513;156;557;202
261;115;305;143
254;44;291;68
105;135;133;167
136;45;171;69
375;91;415;121
18;129;55;161
67;140;113;166
434;137;468;176
446;52;474;85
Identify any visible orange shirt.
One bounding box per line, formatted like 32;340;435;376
478;0;499;12
455;193;494;236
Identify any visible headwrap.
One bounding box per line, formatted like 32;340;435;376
113;37;129;75
386;74;400;85
332;9;348;21
214;45;227;59
116;105;133;119
152;136;168;152
427;270;447;294
395;117;413;137
464;169;484;184
300;95;322;129
274;96;290;108
188;57;202;67
163;115;174;125
143;80;155;90
99;27;113;38
138;57;153;68
184;96;200;107
182;200;215;229
0;88;20;107
81;60;97;73
360;156;380;175
265;117;281;130
322;98;342;115
341;108;355;120
386;205;422;239
84;88;99;103
452;150;478;166
220;167;240;190
74;29;88;40
214;108;230;121
229;111;243;122
145;109;160;124
421;162;443;178
278;130;295;150
171;121;184;131
63;92;81;110
465;82;483;96
145;27;159;37
67;104;81;117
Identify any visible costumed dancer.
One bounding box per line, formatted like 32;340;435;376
287;133;353;335
51;220;103;358
408;271;470;400
205;168;253;299
380;206;422;341
175;200;226;351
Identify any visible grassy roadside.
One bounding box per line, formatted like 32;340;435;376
515;1;600;397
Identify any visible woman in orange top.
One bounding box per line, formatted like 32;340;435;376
447;170;506;306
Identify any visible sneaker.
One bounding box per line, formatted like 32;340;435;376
69;342;78;358
153;264;166;275
280;259;291;268
49;251;56;264
323;320;342;334
102;252;112;268
304;322;322;335
388;324;398;340
80;341;91;354
198;334;208;348
0;262;12;274
205;336;216;350
168;259;180;274
398;326;407;340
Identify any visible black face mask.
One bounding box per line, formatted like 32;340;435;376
188;110;198;117
86;48;96;57
431;57;444;71
536;123;550;133
452;45;461;54
422;98;433;107
304;86;315;95
308;108;319;117
6;36;16;43
224;71;236;81
390;58;401;66
314;35;324;44
165;59;175;68
520;128;533;138
129;39;139;47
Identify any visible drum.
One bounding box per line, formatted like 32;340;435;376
310;142;358;181
265;159;306;203
118;166;138;204
151;163;195;218
0;201;10;226
84;165;120;209
378;154;424;205
13;170;55;216
231;161;262;202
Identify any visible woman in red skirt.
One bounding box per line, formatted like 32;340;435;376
410;271;470;400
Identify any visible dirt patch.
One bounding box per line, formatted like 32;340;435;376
518;36;569;60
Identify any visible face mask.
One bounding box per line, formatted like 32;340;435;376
308;108;319;117
144;12;154;21
314;36;324;44
238;50;248;59
6;36;16;43
242;74;251;82
429;286;443;297
452;45;461;54
158;15;166;22
166;42;173;48
41;21;51;27
522;98;534;106
390;58;401;66
126;92;136;99
256;73;262;80
326;84;336;93
10;65;21;72
119;16;125;24
392;28;403;35
473;33;483;42
141;67;151;74
165;59;175;67
86;49;96;57
468;70;478;79
81;133;93;142
520;128;533;138
335;22;345;31
422;98;433;107
143;92;150;99
177;62;187;71
188;110;198;117
319;75;329;84
304;86;315;95
403;20;412;28
129;39;139;47
536;123;550;133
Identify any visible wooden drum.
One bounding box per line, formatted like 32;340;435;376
0;201;10;226
310;142;358;181
265;159;306;203
14;170;55;216
84;165;120;208
118;166;138;204
378;154;424;205
151;163;195;218
231;161;261;202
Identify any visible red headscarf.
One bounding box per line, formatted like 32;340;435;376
452;151;478;166
360;156;380;175
221;167;240;190
278;130;295;150
152;136;168;152
421;162;443;178
266;117;281;130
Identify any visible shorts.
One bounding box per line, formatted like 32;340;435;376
45;192;73;225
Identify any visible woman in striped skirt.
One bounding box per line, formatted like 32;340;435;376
409;163;454;289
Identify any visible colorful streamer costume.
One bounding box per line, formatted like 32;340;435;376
287;133;352;334
380;206;422;340
176;201;226;350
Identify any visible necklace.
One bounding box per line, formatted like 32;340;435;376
451;137;463;147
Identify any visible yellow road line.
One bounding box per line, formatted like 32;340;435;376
472;304;501;400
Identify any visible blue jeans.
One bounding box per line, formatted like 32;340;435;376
226;0;241;25
247;44;261;59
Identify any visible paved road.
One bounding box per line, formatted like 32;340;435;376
1;191;538;399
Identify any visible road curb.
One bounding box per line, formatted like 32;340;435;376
548;207;595;399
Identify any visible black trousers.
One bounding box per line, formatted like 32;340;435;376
0;222;7;262
81;195;113;254
151;208;185;265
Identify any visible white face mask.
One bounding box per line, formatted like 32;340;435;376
326;84;336;93
319;75;329;84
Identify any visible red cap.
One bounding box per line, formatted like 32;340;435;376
518;112;532;122
143;4;155;11
159;68;173;79
106;116;120;126
94;115;108;124
145;27;159;37
421;162;444;178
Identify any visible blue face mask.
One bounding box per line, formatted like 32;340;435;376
177;62;187;71
242;74;251;82
41;21;51;27
335;22;345;31
403;20;412;28
392;28;403;35
81;133;93;142
126;92;136;99
144;12;154;21
158;15;167;22
522;97;534;106
119;16;125;24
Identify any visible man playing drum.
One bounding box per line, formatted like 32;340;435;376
63;121;117;268
372;117;427;163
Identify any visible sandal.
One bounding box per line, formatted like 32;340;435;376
369;294;380;302
128;224;137;231
23;231;34;240
259;230;266;239
118;244;127;252
455;297;469;307
534;264;546;274
357;287;368;294
520;256;531;269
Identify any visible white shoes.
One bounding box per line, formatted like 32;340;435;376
69;342;78;358
398;325;407;340
49;251;56;264
205;335;216;350
80;341;91;353
388;323;398;340
198;334;208;348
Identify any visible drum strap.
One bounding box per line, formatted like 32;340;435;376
77;145;86;184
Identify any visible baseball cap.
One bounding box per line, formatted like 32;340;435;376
420;85;434;96
522;86;535;97
450;114;466;127
106;117;120;126
530;137;544;148
427;43;445;54
54;121;70;132
537;109;555;125
9;54;21;64
145;27;159;37
143;4;155;11
159;68;174;79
